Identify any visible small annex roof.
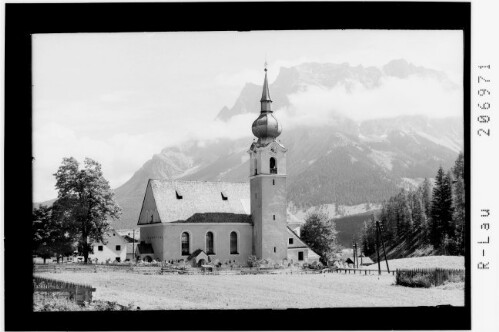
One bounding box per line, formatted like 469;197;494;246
139;180;251;225
345;255;374;265
187;249;209;262
137;243;154;254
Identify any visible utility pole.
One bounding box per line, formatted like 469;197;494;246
354;242;359;268
376;221;390;273
132;229;136;264
352;241;357;268
375;233;381;275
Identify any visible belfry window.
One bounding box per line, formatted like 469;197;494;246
206;232;214;254
181;232;190;255
270;157;277;174
230;232;238;254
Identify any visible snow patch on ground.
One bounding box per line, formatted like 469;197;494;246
416;131;462;153
368;150;395;171
399;177;425;190
290;203;382;222
176;164;201;179
308;159;316;165
358;133;388;143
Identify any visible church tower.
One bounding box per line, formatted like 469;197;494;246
249;66;288;261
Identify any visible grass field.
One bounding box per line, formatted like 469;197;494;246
36;271;464;310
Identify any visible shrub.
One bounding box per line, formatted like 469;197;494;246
247;255;260;268
397;273;432;288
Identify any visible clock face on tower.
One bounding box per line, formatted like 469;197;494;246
270;145;277;154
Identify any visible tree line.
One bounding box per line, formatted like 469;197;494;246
360;152;465;257
33;157;121;263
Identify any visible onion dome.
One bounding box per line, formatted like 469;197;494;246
252;66;282;141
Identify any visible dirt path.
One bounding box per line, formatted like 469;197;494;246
37;272;464;310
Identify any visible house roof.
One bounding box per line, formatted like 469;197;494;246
123;235;137;243
286;227;320;259
286;227;309;249
139;180;252;225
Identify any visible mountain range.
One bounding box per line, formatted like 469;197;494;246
110;59;462;230
40;59;463;232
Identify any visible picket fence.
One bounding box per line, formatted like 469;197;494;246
395;268;465;287
33;275;96;305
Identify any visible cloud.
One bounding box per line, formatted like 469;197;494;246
277;75;462;128
33;123;168;202
33;114;257;202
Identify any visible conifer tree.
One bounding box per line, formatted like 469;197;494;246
452;152;465;254
410;190;424;234
360;218;376;256
430;166;454;248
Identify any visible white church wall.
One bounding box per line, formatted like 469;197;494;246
140;223;253;264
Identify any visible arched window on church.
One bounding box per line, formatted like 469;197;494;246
181;232;190;255
270;157;277;174
230;231;238;254
206;232;214;254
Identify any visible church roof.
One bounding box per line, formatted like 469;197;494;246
142;180;252;224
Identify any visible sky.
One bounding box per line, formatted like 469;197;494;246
33;30;463;202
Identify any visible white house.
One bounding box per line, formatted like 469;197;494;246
89;229;128;263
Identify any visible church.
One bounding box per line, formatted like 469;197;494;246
136;67;319;266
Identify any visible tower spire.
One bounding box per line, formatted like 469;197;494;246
252;65;281;144
260;64;272;112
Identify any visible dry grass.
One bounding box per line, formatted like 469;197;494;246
362;255;464;270
35;271;464;310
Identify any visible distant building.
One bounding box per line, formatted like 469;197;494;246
136;67;319;266
345;254;374;266
89;229;128;263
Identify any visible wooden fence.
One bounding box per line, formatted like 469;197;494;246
34;264;326;276
33;276;96;305
327;268;396;275
395;268;465;287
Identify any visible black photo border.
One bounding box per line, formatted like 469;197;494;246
4;1;471;331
